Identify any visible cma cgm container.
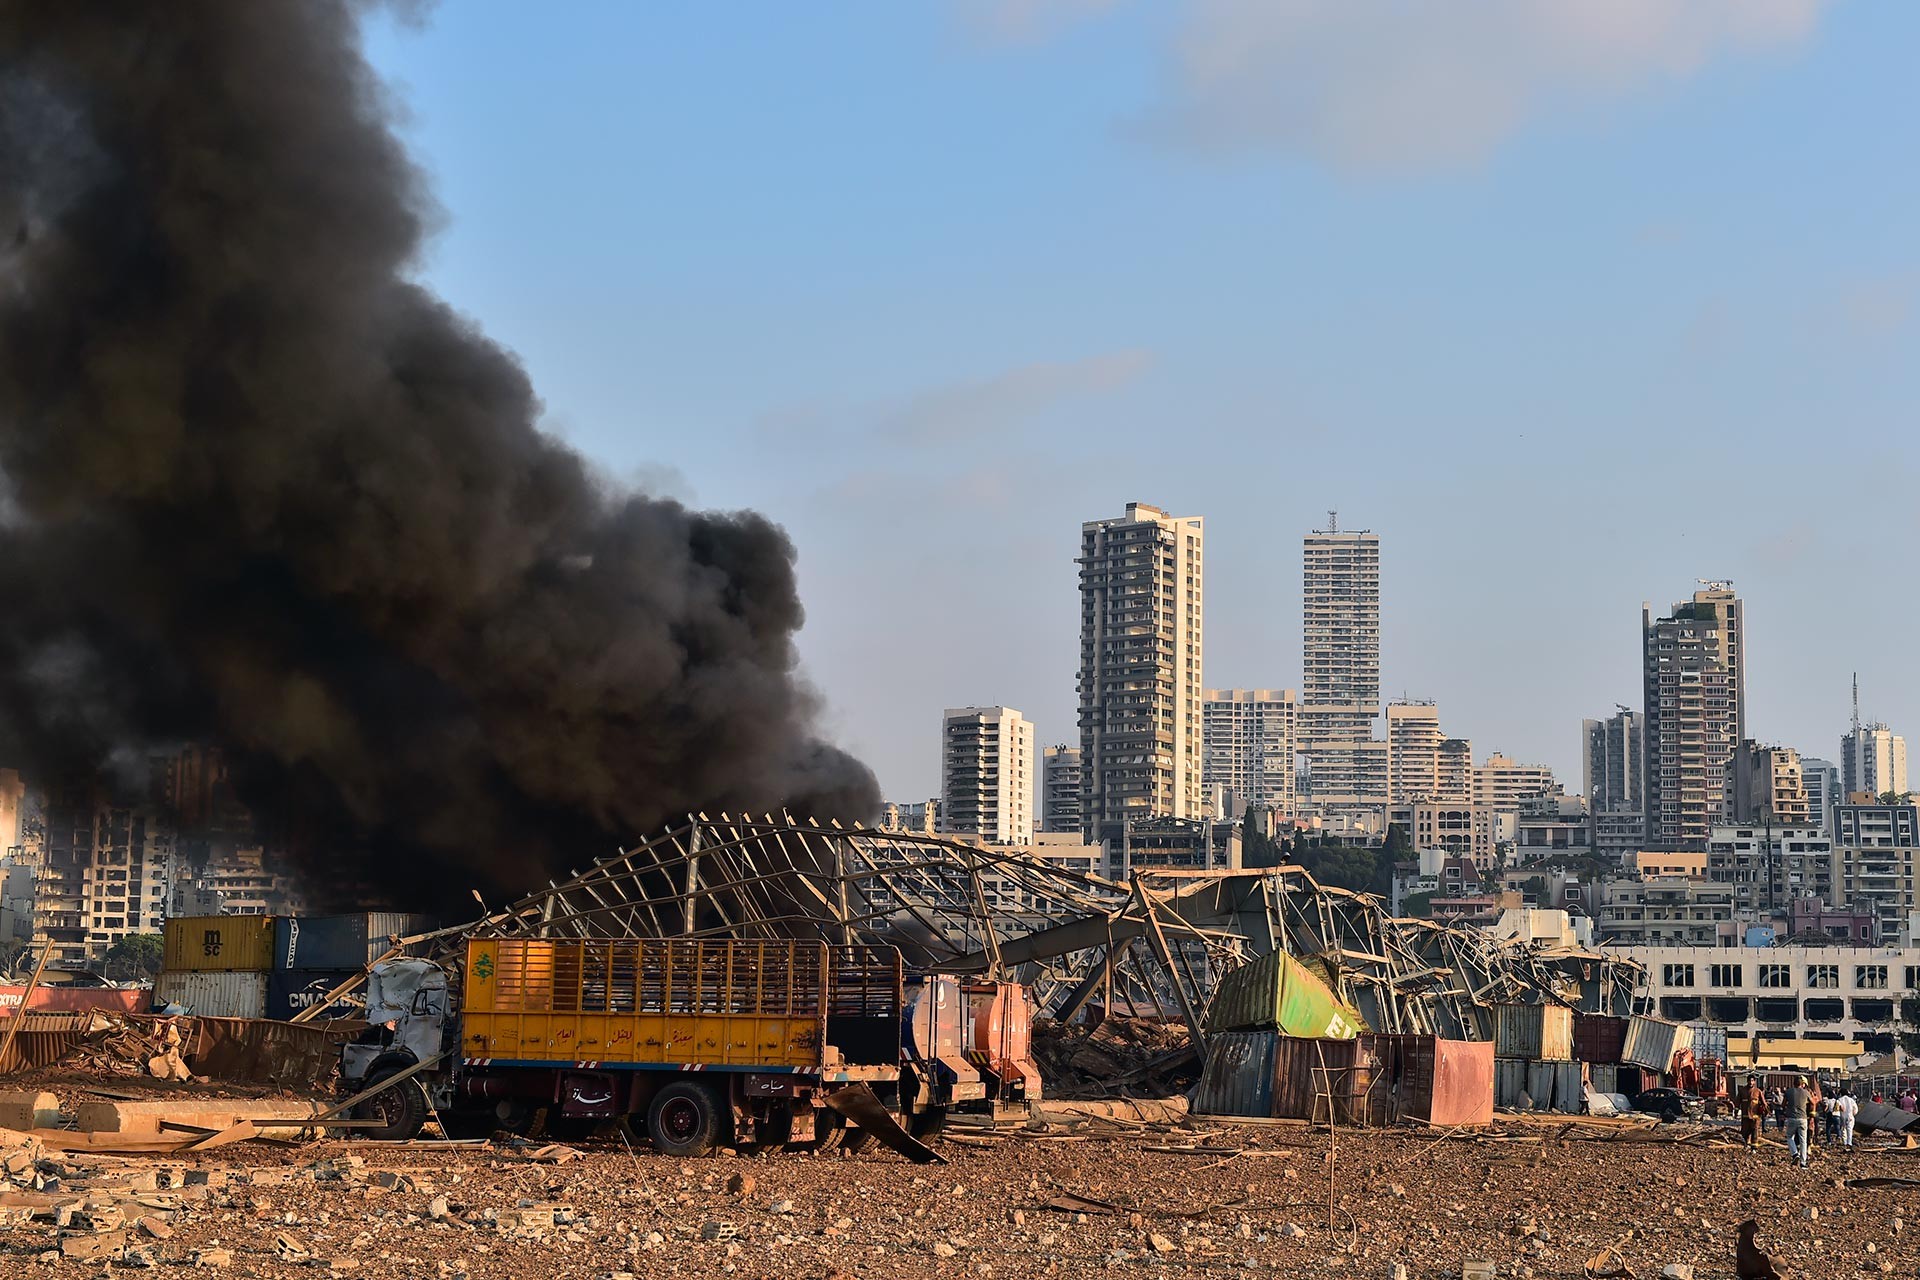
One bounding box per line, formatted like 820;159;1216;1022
162;915;276;973
275;914;428;970
1492;1003;1574;1061
267;969;363;1021
1363;1034;1494;1127
154;970;267;1019
1573;1014;1629;1065
1204;951;1363;1039
1620;1015;1695;1073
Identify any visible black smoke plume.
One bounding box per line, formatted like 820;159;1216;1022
0;2;877;909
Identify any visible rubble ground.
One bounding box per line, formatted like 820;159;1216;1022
3;1103;1916;1279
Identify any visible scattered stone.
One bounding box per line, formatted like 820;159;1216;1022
1150;1233;1178;1254
725;1173;755;1196
1659;1266;1694;1280
192;1248;232;1268
932;1241;959;1258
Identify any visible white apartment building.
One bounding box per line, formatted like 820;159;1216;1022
1628;943;1920;1050
939;706;1035;846
1802;757;1841;835
1733;742;1807;824
1385;702;1473;806
1300;520;1380;749
1642;586;1745;845
1844;720;1909;801
1301;739;1389;811
1203;688;1297;817
1833;803;1920;945
1391;801;1490;868
1597;877;1736;947
1077;503;1204;846
1471;753;1558;814
1040;746;1083;835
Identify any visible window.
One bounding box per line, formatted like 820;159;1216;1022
1905;966;1920;991
1759;964;1791;988
1709;964;1742;987
1808;964;1840;989
1857;965;1889;990
1662;963;1696;988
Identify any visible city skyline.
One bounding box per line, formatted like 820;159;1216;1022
358;7;1920;810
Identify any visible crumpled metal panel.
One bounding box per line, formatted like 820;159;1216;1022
1191;1030;1277;1118
183;1014;364;1088
0;1012;92;1075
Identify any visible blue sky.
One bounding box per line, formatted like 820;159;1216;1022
363;1;1918;801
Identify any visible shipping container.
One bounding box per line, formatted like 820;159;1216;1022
1614;1064;1658;1098
1588;1063;1619;1096
1272;1034;1370;1123
1620;1015;1695;1073
1525;1059;1586;1112
154;971;267;1019
1687;1022;1729;1063
1192;1031;1277;1118
163;915;276;973
267;969;362;1021
1363;1034;1494;1128
1573;1013;1629;1065
1495;1057;1530;1109
1492;1003;1574;1061
1204;951;1363;1039
274;914;428;970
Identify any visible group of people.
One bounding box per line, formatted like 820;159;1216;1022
1738;1074;1860;1166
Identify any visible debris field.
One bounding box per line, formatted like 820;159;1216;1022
1;1087;1914;1279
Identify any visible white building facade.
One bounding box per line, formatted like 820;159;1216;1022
940;706;1035;846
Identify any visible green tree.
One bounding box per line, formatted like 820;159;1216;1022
106;933;164;981
1399;890;1435;918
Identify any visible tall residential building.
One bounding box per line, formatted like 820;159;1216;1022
1706;823;1832;917
1582;710;1642;815
1300;519;1380;749
1642;584;1745;846
1843;688;1909;801
939;706;1035;846
1802;757;1842;835
1471;753;1558;813
1732;742;1808;824
1833;801;1920;944
1040;746;1084;835
32;788;174;967
1386;702;1472;805
1202;689;1297;817
1077;503;1204;845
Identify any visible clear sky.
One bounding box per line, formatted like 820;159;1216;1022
362;1;1918;802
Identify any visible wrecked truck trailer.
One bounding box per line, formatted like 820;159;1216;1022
341;939;974;1156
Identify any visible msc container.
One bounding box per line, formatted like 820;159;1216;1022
153;970;267;1019
1204;951;1363;1039
267;969;362;1021
1495;1057;1530;1109
162;915;276;973
1620;1015;1695;1073
1363;1034;1495;1128
1688;1022;1729;1064
275;914;427;970
1492;1003;1574;1061
1193;1031;1276;1118
1573;1013;1629;1065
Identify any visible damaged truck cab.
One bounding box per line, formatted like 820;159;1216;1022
340;939;1036;1154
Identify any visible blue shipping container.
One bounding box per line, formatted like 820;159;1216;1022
267;969;362;1021
275;914;427;970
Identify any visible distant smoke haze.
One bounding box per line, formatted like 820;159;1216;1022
0;2;876;907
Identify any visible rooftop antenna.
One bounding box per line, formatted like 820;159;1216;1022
1852;672;1861;737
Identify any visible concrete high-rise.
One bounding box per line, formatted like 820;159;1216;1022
939;706;1035;846
1733;741;1808;824
1300;518;1380;748
1843;681;1908;801
1582;710;1642;815
1642;584;1745;846
1202;689;1297;817
1472;753;1558;813
1802;756;1841;834
1386;702;1471;804
1040;746;1083;835
1077;503;1204;845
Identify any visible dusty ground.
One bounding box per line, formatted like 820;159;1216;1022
3;1096;1916;1279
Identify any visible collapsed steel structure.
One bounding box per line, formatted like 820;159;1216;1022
475;814;1640;1051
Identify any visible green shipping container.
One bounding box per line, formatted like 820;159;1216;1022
1205;951;1364;1039
162;915;277;973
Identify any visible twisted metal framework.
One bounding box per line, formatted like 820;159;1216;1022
471;814;1641;1052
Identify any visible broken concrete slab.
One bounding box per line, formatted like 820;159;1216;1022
72;1098;324;1136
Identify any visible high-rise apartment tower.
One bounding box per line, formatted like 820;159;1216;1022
1040;746;1084;835
1077;503;1204;845
1202;689;1297;817
939;706;1035;846
1641;584;1745;845
1582;709;1642;814
1300;518;1381;749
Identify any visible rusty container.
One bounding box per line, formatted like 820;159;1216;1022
1271;1034;1371;1123
163;915;276;973
1364;1034;1494;1127
1573;1014;1629;1064
1492;1002;1574;1061
1191;1031;1277;1118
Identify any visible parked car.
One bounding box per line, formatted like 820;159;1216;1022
1635;1087;1707;1123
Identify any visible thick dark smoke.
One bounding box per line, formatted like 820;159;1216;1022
0;3;877;908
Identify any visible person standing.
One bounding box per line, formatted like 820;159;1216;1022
1782;1075;1812;1168
1836;1090;1859;1150
1769;1084;1786;1131
1740;1077;1768;1149
1808;1079;1824;1146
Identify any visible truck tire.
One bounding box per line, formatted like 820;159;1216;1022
649;1082;724;1157
353;1071;428;1141
909;1108;947;1141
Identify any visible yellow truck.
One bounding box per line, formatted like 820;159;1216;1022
340;937;1001;1155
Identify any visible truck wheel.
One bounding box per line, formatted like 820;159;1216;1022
353;1071;428;1141
648;1082;723;1157
909;1109;948;1140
